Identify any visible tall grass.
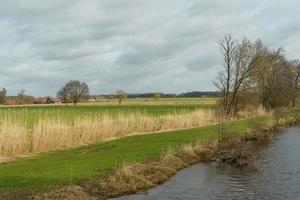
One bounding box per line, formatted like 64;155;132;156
0;109;216;158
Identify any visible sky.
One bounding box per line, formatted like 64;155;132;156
0;0;299;96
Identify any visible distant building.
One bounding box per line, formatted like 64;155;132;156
33;97;62;104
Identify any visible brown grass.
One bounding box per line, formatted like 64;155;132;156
236;105;272;118
0;110;216;159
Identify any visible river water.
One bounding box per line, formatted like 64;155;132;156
114;126;300;200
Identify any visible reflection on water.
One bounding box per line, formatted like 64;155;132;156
113;126;300;200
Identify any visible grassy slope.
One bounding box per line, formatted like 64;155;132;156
0;116;268;192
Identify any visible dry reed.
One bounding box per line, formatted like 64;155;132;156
0;110;216;158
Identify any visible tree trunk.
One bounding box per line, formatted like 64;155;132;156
292;97;296;107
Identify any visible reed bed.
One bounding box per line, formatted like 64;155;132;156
0;109;216;158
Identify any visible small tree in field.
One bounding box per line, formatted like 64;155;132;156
57;80;89;105
154;92;161;100
116;89;127;105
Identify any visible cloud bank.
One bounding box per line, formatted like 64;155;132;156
0;0;299;96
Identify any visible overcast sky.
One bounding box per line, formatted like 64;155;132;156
0;0;299;96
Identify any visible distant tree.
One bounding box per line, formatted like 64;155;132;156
57;88;69;103
116;89;127;105
154;92;161;100
18;89;26;104
0;88;7;104
7;89;34;105
57;80;89;105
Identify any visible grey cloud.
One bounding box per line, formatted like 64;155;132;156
0;0;299;96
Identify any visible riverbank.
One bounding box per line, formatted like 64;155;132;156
0;112;298;200
113;125;300;200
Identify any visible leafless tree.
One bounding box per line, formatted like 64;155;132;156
57;80;89;105
215;35;299;114
116;89;127;105
214;34;236;115
251;46;294;109
214;34;260;116
17;89;26;104
252;47;282;109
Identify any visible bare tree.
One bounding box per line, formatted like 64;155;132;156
116;89;127;105
250;45;275;109
252;46;294;109
214;34;236;115
57;88;69;103
17;89;26;104
215;35;300;114
57;80;89;105
214;34;260;116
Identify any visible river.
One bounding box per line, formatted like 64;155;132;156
113;126;300;200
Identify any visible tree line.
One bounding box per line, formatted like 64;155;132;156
214;34;300;117
56;81;218;105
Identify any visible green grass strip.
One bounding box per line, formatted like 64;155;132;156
0;116;268;192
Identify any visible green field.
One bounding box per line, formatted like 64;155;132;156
82;97;217;106
0;99;215;126
0;116;269;194
0;103;214;117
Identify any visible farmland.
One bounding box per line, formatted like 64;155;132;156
0;98;216;159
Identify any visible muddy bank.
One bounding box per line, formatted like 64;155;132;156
28;116;299;200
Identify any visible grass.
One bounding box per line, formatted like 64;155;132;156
0;104;215;128
74;97;217;106
1;97;216;110
0;100;217;158
0;116;270;194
